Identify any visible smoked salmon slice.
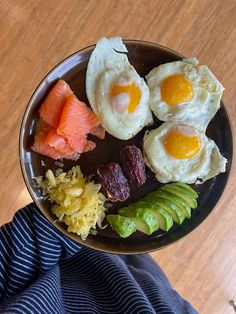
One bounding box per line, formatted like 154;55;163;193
33;80;105;160
57;95;102;153
90;125;105;140
32;119;80;160
32;131;63;160
66;133;96;152
35;118;52;134
57;95;101;137
39;80;72;128
45;129;75;155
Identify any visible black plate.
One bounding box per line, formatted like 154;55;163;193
19;40;233;254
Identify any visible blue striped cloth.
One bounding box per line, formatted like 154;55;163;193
0;204;197;313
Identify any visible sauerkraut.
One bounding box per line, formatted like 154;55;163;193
35;166;107;240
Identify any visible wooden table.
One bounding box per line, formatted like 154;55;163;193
1;1;236;313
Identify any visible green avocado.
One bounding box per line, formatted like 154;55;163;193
118;202;173;231
118;207;159;235
135;211;159;235
107;183;198;238
145;193;185;224
154;190;191;219
160;184;198;209
128;199;174;231
106;215;136;238
106;210;159;237
173;182;198;199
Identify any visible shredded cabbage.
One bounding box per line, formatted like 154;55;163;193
35;166;107;240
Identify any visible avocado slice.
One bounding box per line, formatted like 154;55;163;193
160;185;198;209
106;215;136;238
118;207;159;235
133;210;159;235
107;211;159;237
150;206;174;231
125;202;173;231
155;190;191;219
145;194;185;224
174;182;198;199
128;199;174;231
156;198;185;224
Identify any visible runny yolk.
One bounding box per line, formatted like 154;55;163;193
110;82;141;113
163;128;201;159
161;75;194;106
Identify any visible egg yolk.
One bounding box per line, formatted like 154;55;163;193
110;82;141;113
163;128;201;159
161;75;194;105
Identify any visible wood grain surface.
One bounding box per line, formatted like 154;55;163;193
0;1;236;313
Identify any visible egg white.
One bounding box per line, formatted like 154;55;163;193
143;122;227;184
96;69;152;139
86;37;129;114
86;37;153;140
146;58;224;131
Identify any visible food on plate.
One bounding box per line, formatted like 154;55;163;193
107;183;198;238
107;213;159;237
143;122;227;184
146;58;224;131
120;145;146;187
32;119;80;160
27;37;230;244
86;37;153;140
39;79;73;128
56;94;104;151
97;162;130;202
106;216;137;238
35;166;107;240
32;80;105;160
119;207;173;232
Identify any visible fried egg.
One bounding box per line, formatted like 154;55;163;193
86;37;153;140
146;58;224;131
143;122;227;184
